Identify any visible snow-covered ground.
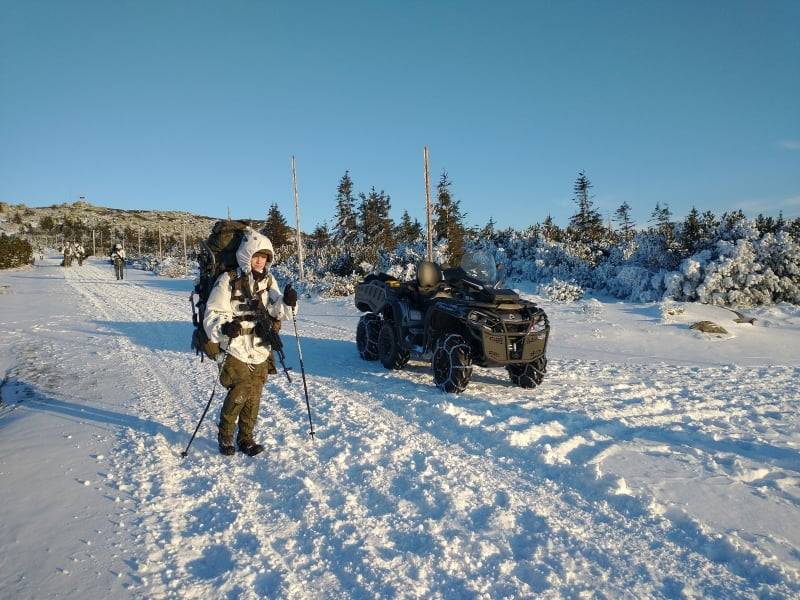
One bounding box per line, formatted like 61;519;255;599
1;257;799;599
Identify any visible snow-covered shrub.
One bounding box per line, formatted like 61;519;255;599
628;231;679;272
686;237;800;306
315;273;361;297
377;240;448;282
153;257;196;278
521;240;594;287
603;265;659;302
581;298;603;317
542;278;584;302
292;272;361;298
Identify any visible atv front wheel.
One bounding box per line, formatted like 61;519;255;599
356;313;382;360
431;334;473;393
507;356;547;389
378;320;410;369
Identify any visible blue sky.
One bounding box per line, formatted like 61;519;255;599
1;0;798;230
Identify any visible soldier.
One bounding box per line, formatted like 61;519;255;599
76;242;86;266
62;242;74;267
110;243;126;280
203;228;297;457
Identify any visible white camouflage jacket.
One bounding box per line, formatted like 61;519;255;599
203;228;295;365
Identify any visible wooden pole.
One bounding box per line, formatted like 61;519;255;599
291;155;305;281
423;145;433;261
138;227;142;256
182;222;188;274
92;229;96;256
158;226;162;260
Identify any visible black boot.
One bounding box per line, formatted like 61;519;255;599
238;439;265;457
218;432;235;456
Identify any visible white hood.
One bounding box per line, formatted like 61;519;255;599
235;228;275;273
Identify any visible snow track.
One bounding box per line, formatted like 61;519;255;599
3;259;799;598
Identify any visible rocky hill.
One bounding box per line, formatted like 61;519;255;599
0;199;266;254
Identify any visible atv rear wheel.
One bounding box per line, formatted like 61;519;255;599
357;313;382;360
507;356;547;389
431;334;473;393
378;320;410;369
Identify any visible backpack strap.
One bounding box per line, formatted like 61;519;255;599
227;270;243;299
229;270;275;312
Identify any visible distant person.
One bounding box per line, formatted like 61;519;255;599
76;243;86;266
203;228;297;457
62;243;74;267
110;243;126;280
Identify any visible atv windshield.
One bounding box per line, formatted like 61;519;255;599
460;251;497;286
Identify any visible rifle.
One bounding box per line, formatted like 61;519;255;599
251;301;293;383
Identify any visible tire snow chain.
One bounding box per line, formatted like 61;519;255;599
436;334;471;390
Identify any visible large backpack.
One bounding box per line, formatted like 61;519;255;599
190;220;252;360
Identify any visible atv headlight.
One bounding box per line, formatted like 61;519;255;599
468;310;499;331
528;317;548;338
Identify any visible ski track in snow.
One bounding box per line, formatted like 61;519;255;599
2;259;799;598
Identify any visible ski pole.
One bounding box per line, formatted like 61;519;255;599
289;304;316;440
181;380;218;458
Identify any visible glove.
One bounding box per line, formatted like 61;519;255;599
283;284;297;308
253;320;271;344
220;320;242;339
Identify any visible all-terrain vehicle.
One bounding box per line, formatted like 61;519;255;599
354;254;550;393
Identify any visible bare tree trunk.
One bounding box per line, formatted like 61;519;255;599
424;146;433;261
182;222;188;274
291;155;305;281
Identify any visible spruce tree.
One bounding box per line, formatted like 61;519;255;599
310;223;330;248
480;217;496;241
263;203;291;247
333;171;358;243
775;211;786;232
649;202;674;240
568;171;603;243
396;210;422;244
613;202;634;243
433;171;466;266
787;217;800;241
358;187;395;250
755;213;775;236
542;215;561;242
679;207;703;255
722;209;746;231
701;210;719;239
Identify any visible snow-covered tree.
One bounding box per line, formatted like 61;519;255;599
678;207;702;256
358;187;394;250
568;171;603;243
433;171;466;266
333;171;358;244
264;203;291;248
310;222;330;248
396;210;423;244
614;202;634;243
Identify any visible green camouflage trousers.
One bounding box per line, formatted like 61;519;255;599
218;355;269;443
